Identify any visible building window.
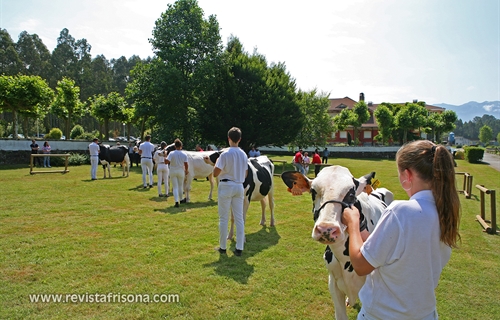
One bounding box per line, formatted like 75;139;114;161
340;131;347;139
363;131;371;139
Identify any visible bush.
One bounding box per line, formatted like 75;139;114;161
464;146;485;163
46;128;63;140
70;125;85;140
76;132;98;141
68;153;89;166
455;150;465;160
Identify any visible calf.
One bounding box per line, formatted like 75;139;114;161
281;166;393;320
99;144;130;178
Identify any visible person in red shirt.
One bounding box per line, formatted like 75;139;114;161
312;150;322;177
293;149;305;174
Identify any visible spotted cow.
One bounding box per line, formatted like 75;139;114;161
203;153;275;240
98;144;130;178
281;165;393;320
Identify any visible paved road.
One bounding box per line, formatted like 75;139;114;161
482;152;500;172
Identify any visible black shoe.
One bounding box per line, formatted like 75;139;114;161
216;247;227;254
180;198;187;204
174;202;179;208
149;185;153;188
143;186;147;189
159;194;163;197
233;249;242;257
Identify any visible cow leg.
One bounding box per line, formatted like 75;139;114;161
268;189;275;227
259;199;267;226
328;272;349;320
207;173;214;200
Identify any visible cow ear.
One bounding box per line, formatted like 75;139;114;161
354;172;375;196
281;171;311;196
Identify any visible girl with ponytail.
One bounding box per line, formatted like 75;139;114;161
342;140;460;319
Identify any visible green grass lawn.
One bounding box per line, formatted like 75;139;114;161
0;156;499;319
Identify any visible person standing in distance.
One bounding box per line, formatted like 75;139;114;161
165;139;188;207
30;139;42;167
154;141;170;198
342;140;460;319
213;127;248;257
139;135;155;189
322;147;329;164
88;138;100;180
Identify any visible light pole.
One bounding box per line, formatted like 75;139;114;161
122;123;125;138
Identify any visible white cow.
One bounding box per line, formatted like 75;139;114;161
281;166;393;320
182;150;221;202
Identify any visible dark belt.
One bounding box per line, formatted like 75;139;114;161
220;179;232;182
91;155;99;157
142;157;152;159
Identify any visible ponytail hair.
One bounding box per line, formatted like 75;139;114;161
396;140;461;247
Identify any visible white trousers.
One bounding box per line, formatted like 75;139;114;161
218;183;245;251
170;168;185;203
157;164;169;195
141;158;154;186
90;156;99;179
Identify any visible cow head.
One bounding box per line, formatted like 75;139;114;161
281;165;375;245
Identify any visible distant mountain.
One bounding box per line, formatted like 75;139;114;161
434;101;500;122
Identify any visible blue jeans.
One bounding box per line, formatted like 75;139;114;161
44;155;50;167
294;162;305;175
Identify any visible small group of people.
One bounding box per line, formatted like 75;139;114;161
30;139;51;168
292;148;327;177
248;146;260;157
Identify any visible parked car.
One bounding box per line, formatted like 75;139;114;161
8;134;25;139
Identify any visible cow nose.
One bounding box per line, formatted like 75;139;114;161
313;223;341;243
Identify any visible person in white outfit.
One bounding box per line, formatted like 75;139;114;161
88;138;100;180
165;139;188;207
213;127;248;257
139;135;155;188
342;140;461;320
154;141;170;197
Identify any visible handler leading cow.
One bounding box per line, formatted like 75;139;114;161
281;166;393;320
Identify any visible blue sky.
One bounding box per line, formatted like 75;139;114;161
1;0;499;106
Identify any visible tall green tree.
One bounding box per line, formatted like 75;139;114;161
292;89;332;148
88;55;113;97
0;29;22;75
50;28;78;88
394;102;428;143
51;77;84;140
333;100;370;145
198;36;303;151
0;75;54;138
148;0;222;144
479;125;493;145
90;92;128;141
374;103;394;145
16;31;51;78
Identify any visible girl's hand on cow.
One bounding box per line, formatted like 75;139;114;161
341;206;360;231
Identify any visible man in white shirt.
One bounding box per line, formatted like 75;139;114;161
88;138;100;180
139;135;156;188
213;127;248;256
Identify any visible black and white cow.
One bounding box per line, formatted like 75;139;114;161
281;165;393;320
98;144;130;178
203;153;275;240
229;155;275;240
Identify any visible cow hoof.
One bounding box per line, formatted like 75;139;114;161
260;221;266;226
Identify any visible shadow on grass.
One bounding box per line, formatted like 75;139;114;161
153;199;217;214
203;226;281;284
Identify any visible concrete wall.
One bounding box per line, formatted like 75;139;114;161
0;139;401;165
